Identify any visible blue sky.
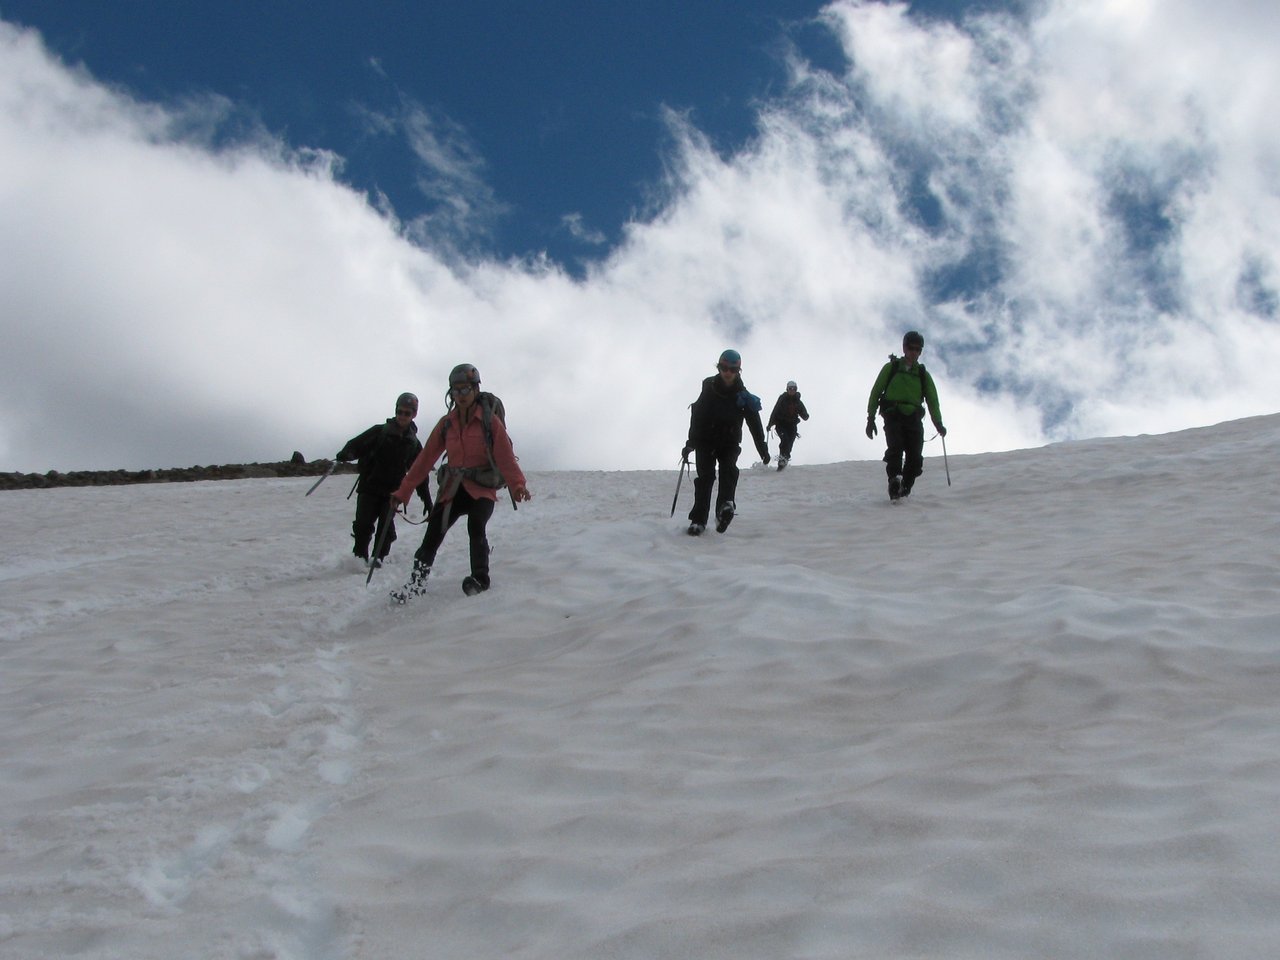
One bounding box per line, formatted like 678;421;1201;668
1;1;872;271
1;0;1278;473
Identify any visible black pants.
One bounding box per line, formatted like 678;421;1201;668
352;490;396;559
883;410;925;491
414;486;495;586
776;426;797;460
689;443;739;526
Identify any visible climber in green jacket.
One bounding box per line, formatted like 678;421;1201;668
866;330;946;500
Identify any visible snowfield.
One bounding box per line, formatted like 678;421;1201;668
2;415;1279;959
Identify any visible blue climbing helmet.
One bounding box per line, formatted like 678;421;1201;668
717;349;742;369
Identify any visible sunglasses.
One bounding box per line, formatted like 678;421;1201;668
395;408;414;417
717;364;740;373
450;384;474;397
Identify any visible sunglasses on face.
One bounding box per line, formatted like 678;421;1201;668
717;364;740;373
450;384;474;397
395;408;414;417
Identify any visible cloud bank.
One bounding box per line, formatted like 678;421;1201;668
2;0;1278;473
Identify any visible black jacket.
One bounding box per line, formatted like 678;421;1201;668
767;392;810;431
337;420;428;498
687;376;768;458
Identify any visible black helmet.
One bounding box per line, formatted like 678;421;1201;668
395;392;418;415
448;363;480;386
902;330;924;350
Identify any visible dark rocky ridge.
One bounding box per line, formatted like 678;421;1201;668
0;453;357;491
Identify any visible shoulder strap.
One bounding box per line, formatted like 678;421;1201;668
477;395;503;480
439;395;502;452
883;356;926;390
883;355;902;392
478;395;494;448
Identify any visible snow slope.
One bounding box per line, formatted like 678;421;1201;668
2;415;1278;959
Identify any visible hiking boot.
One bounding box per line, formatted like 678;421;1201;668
390;562;431;604
888;475;902;501
715;501;736;533
461;575;490;596
686;523;705;536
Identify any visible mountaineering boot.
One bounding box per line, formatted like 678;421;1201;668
461;575;490;596
390;561;431;604
686;523;705;536
715;501;736;533
888;475;903;501
776;456;789;471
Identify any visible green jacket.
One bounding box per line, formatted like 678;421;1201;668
867;356;944;428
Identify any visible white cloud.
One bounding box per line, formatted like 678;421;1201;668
559;213;607;246
2;2;1279;474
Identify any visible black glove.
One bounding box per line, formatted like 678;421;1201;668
936;424;947;438
681;445;693;461
335;452;350;463
865;418;877;440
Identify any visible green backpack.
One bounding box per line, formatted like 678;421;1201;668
877;354;927;414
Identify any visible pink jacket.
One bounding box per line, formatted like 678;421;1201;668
395;406;526;504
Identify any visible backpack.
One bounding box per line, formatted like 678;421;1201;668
436;392;508;490
878;354;927;414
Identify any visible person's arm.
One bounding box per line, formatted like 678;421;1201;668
767;395;783;430
924;371;945;435
392;418;446;504
406;439;432;503
487;415;529;499
746;408;769;462
336;424;378;462
684;383;708;457
867;364;891;419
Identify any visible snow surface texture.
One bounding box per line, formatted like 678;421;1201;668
2;415;1279;959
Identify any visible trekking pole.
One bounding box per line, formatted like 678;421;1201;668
670;455;689;517
365;502;397;585
304;460;338;496
941;434;952;486
347;476;359;499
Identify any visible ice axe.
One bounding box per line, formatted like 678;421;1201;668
304;460;338;496
365;501;397;585
670;453;690;517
